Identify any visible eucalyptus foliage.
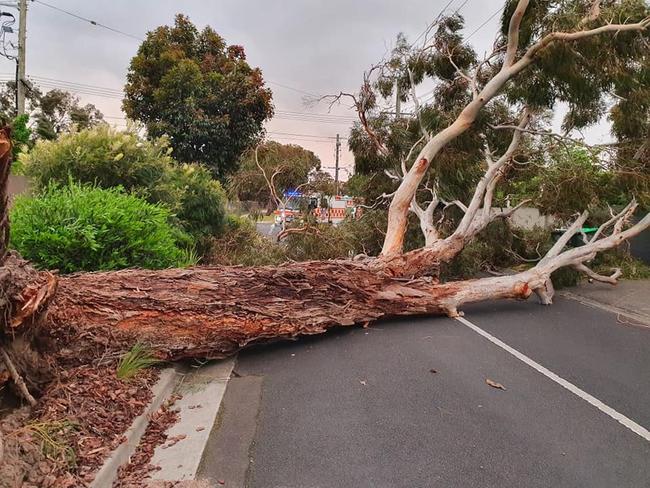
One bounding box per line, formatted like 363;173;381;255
348;0;649;215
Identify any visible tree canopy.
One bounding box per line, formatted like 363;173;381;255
0;82;104;154
345;0;650;219
229;141;321;206
123;14;274;180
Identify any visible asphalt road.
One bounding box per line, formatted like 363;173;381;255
199;296;650;488
256;222;279;240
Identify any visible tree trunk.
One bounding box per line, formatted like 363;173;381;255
43;261;449;363
42;259;535;364
38;206;649;366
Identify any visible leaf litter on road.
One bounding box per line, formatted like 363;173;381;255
485;378;506;390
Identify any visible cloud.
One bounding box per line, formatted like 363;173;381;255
8;0;602;178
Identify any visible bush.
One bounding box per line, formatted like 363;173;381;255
20;125;226;238
11;114;31;165
206;215;286;266
10;183;195;273
283;209;425;261
161;164;227;237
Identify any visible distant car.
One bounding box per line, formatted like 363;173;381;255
274;208;299;224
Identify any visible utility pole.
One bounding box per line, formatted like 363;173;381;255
16;0;26;115
334;133;340;196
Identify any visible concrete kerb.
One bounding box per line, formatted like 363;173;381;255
558;290;650;328
150;357;236;482
90;366;182;488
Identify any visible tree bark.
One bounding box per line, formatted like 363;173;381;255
42;260;534;364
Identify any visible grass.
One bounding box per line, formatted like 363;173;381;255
25;420;78;469
116;343;159;380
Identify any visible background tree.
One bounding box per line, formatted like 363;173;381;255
308;169;337;197
229;141;321;209
0;81;104;156
32;89;104;141
123;14;274;180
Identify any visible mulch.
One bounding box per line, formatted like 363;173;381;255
114;395;181;487
0;364;159;487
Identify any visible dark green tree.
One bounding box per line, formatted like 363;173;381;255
123;14;274;180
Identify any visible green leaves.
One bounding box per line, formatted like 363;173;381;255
21;125;227;239
229;141;321;205
123;14;273;180
10;183;195;273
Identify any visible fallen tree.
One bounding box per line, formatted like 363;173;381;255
1;0;650;404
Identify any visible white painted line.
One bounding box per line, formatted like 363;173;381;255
455;315;650;443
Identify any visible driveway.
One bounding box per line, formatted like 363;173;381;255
198;289;650;487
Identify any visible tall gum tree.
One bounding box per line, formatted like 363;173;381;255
0;0;649;402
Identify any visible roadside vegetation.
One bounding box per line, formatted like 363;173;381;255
10;183;195;273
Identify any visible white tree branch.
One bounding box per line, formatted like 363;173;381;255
381;10;649;256
407;67;431;141
255;147;282;208
504;0;530;67
454;108;530;237
540;211;590;263
573;263;622;284
590;199;637;243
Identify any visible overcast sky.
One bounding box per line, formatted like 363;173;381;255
0;0;610;178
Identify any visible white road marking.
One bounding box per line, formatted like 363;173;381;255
456;315;650;443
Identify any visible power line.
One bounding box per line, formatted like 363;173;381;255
29;75;122;94
464;4;504;41
267;80;319;98
409;0;456;48
31;0;144;41
276;110;355;120
23;3;330;101
267;131;347;141
0;75;356;116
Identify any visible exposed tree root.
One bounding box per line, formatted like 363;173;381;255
0;346;36;406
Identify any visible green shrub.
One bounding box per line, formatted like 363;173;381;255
10;183;195;273
11;114;31;165
20;125;226;238
162;163;227;237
